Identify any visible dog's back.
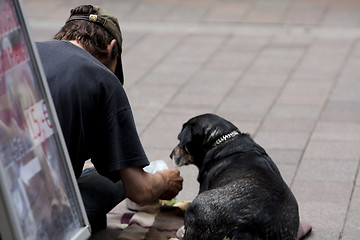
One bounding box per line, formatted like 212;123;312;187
184;150;299;240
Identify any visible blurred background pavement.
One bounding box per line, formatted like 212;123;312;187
23;0;360;239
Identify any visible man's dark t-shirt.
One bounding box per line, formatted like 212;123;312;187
36;40;149;181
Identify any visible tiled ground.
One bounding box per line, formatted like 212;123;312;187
24;0;360;239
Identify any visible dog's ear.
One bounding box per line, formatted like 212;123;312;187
178;122;205;155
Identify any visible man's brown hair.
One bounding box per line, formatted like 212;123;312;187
54;5;124;84
54;5;119;63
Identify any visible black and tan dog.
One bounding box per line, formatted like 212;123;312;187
170;113;300;240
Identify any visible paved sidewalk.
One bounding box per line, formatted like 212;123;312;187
24;0;360;239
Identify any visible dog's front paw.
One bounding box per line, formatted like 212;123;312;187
176;225;185;240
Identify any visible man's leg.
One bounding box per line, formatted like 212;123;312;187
77;167;125;233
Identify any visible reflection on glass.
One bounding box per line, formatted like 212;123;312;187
0;1;83;239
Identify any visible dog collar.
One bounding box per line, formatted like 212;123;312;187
212;130;240;147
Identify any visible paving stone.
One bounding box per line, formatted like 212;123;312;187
271;34;313;47
124;1;176;21
125;33;184;60
122;32;147;53
222;35;270;52
283;0;327;25
254;132;309;150
291;38;351;80
239;73;290;88
242;0;291;23
321;100;360;123
341;186;360;239
247;48;303;75
276;78;334;106
268;104;323;120
164;102;215;119
293;180;353;206
139;61;200;87
283;78;334;93
181;70;241;95
311;121;360;142
204;1;251;23
203;49;256;71
305;230;340;240
322;1;360;26
170;92;223;108
277;91;328;106
164;3;208;22
296;159;358;182
260;118;316;133
303;140;360;161
330;86;360;102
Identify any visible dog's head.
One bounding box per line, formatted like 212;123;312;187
170;113;238;168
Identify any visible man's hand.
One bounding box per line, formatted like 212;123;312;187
119;166;183;204
156;169;183;200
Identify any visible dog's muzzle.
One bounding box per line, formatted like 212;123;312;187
170;145;194;167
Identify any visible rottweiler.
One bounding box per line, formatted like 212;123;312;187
170;113;300;240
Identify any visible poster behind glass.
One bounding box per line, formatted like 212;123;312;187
0;0;90;239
